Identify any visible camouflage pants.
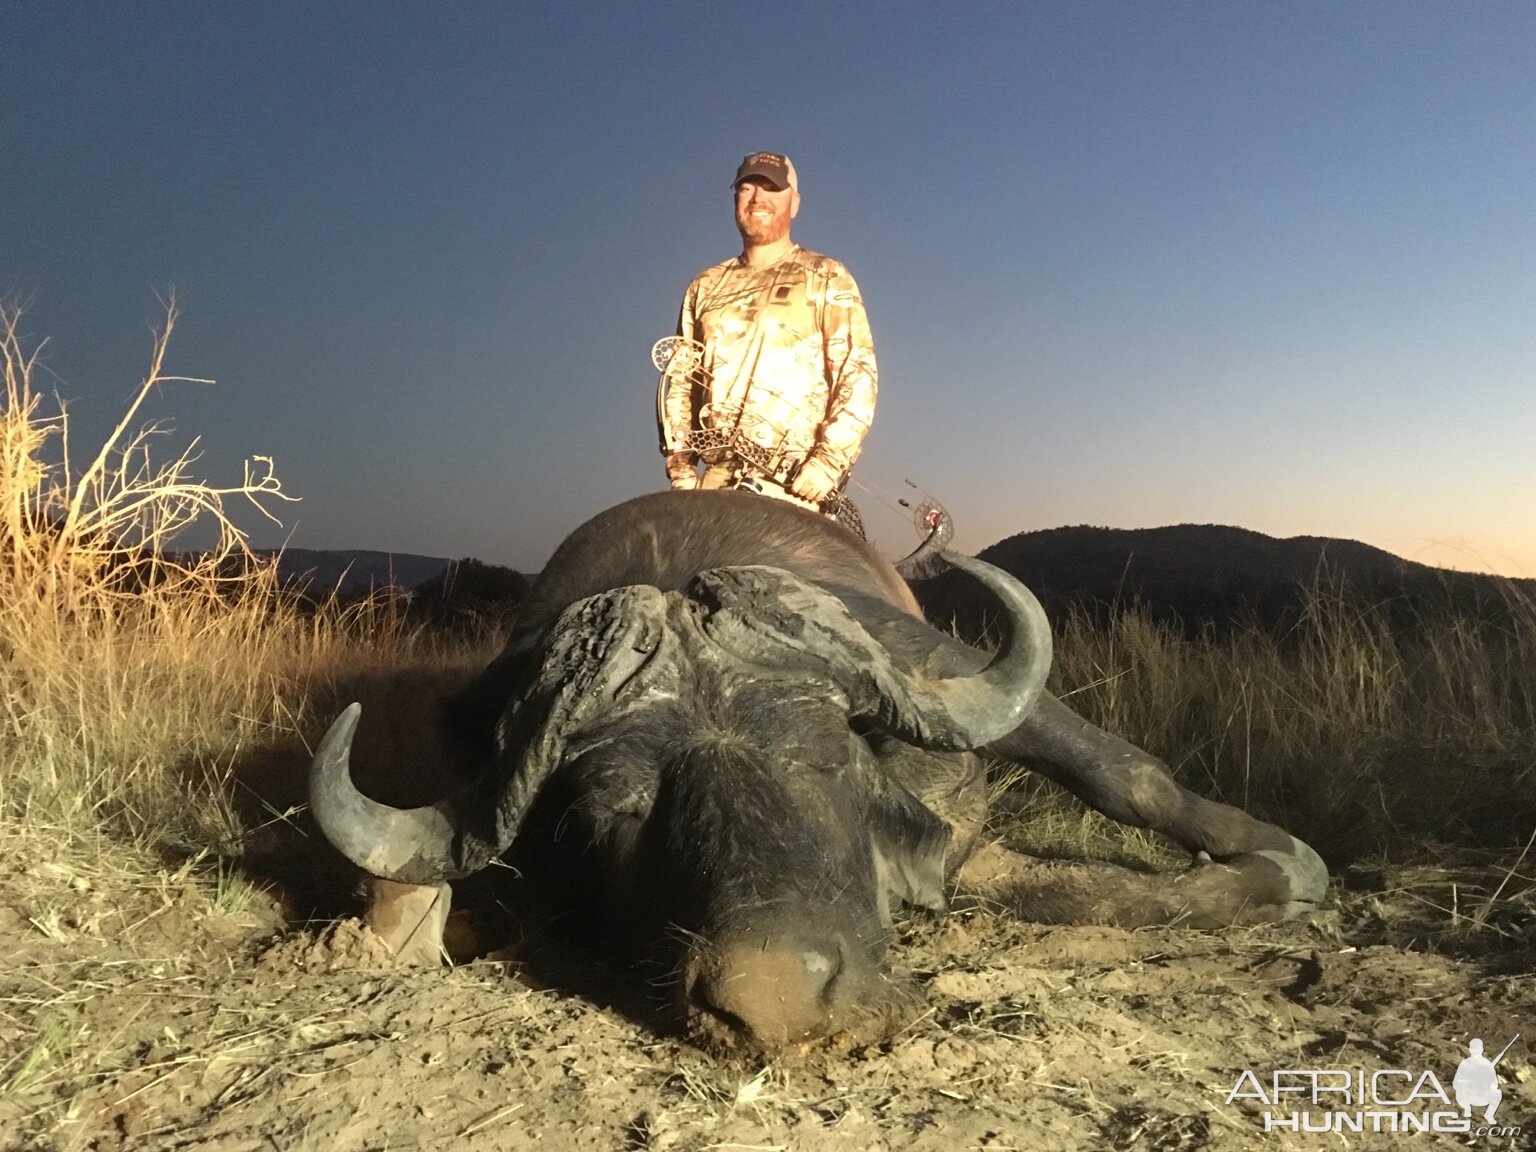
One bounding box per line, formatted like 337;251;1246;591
698;463;814;508
698;463;865;539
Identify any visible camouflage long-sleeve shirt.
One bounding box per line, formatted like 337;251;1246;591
660;247;877;485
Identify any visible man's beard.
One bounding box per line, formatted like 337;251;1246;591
738;211;790;247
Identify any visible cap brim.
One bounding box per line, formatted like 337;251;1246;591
732;169;791;191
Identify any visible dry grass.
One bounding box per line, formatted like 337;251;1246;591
1035;579;1536;861
988;566;1536;957
2;296;301;850
0;299;433;1142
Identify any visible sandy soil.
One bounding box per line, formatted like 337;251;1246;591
3;852;1532;1152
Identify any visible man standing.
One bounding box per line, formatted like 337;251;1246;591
659;152;877;514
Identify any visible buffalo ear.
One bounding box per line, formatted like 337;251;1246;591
867;787;951;921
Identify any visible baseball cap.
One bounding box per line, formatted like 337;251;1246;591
732;152;798;193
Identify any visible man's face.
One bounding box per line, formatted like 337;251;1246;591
734;177;799;246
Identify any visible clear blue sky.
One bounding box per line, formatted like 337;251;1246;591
7;2;1534;575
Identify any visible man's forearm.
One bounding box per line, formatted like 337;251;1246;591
817;268;877;477
809;365;876;478
665;450;699;488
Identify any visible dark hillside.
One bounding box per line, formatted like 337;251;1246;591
912;524;1535;640
259;549;451;596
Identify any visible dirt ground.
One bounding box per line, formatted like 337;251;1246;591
3;848;1532;1152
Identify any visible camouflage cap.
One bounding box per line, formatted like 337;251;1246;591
733;151;798;193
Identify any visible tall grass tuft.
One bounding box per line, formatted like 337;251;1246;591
0;300;492;1131
0;298;323;865
1042;575;1536;864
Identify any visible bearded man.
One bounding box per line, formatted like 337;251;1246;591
659;152;878;514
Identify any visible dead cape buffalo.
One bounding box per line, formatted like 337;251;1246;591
309;490;1326;1053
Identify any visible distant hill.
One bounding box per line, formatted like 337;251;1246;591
258;549;452;596
909;524;1535;640
258;549;535;624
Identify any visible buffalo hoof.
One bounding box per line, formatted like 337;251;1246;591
1210;833;1329;922
363;878;451;966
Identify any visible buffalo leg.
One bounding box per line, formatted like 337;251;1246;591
825;588;1327;923
953;843;1315;928
363;878;452;966
980;691;1327;925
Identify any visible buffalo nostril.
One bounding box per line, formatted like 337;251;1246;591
689;939;845;1051
802;947;838;988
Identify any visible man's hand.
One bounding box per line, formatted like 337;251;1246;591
789;457;841;504
666;451;699;490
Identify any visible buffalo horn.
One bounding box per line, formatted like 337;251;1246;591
880;551;1052;748
308;585;667;884
308;703;504;883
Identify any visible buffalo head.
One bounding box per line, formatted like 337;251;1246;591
310;549;1051;1051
